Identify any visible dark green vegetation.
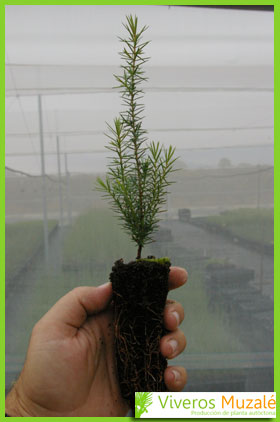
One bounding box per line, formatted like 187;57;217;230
62;209;137;280
5;219;57;282
197;208;273;246
170;269;242;354
96;15;177;259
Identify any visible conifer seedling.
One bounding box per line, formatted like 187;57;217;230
96;15;178;410
97;15;177;259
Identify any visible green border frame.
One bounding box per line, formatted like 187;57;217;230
1;1;277;421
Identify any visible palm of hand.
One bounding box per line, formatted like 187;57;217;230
8;270;187;417
19;308;129;417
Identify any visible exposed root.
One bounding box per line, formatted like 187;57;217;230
110;259;170;410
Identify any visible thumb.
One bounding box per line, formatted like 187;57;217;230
41;282;112;329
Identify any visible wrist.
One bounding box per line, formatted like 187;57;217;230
5;379;32;417
5;383;23;417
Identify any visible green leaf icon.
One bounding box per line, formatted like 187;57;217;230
135;392;153;418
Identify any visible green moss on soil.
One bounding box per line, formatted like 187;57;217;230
139;257;170;265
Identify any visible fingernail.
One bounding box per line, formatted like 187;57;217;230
97;282;112;291
172;311;180;326
172;369;181;382
178;268;188;284
168;339;178;354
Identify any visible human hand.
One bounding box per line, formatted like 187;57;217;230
5;267;187;417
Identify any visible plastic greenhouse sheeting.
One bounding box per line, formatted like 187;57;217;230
5;5;273;169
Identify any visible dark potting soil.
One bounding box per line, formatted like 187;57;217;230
110;258;171;410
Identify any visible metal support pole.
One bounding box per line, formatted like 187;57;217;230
38;95;49;264
56;136;64;228
256;166;264;291
64;153;72;225
257;165;261;209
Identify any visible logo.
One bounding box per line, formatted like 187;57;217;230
135;392;153;418
135;392;276;418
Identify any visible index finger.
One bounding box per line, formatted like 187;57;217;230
168;266;188;291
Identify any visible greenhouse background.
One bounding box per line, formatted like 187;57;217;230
5;5;274;394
